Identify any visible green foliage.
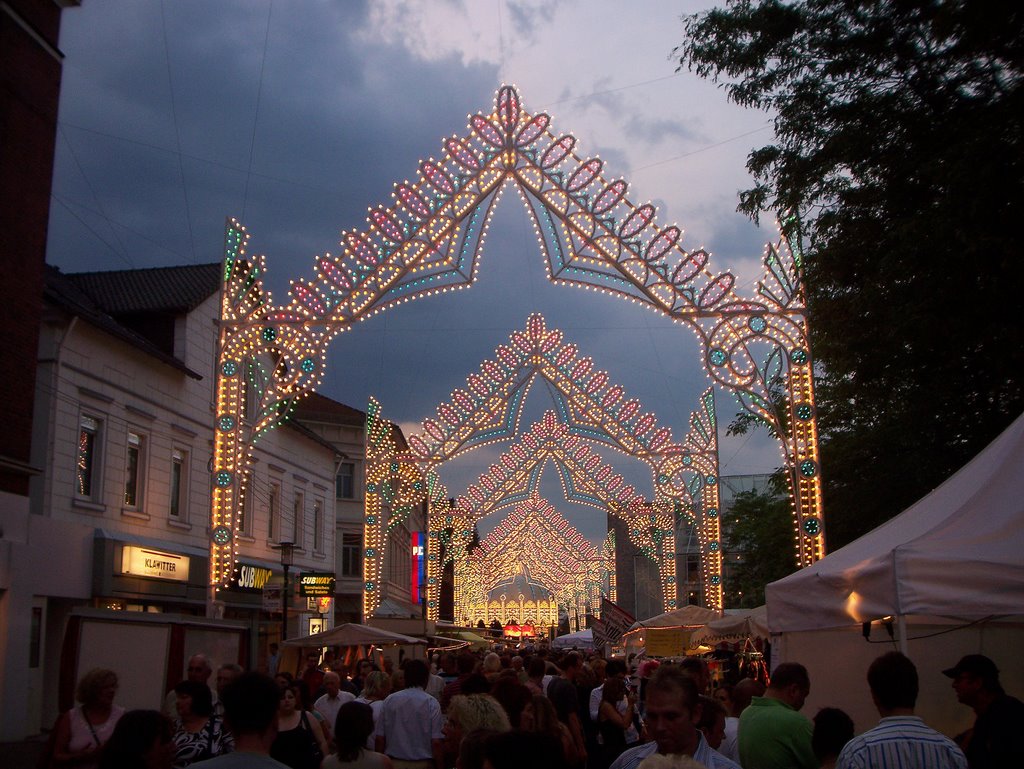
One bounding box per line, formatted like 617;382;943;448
677;1;1024;548
722;479;797;607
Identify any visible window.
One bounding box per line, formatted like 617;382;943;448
124;430;146;508
170;448;188;518
313;498;324;552
336;462;355;500
76;415;102;499
341;532;362;577
268;482;280;539
292;491;303;545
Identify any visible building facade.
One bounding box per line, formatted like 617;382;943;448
0;264;338;739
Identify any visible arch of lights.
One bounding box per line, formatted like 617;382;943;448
210;85;824;601
362;315;722;620
461;495;603;631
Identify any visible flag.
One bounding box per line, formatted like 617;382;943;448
600;598;636;643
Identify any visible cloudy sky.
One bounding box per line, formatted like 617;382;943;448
48;0;783;543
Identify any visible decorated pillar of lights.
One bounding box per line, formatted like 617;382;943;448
211;85;825;597
602;530;617;607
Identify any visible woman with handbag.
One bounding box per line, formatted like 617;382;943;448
271;684;329;769
51;668;125;768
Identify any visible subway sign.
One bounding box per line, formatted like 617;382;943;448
299;572;336;597
229;563;275;593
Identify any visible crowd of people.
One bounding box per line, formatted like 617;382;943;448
41;645;1022;769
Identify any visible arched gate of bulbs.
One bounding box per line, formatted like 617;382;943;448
208;86;825;614
362;314;721;623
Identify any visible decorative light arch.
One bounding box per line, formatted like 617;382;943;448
210;85;823;599
461;495;604;631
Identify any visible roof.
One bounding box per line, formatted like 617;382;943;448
44;265;203;379
766;412;1024;631
65;263;222;314
291;392;366;426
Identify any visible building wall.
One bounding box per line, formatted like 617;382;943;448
1;288;336;740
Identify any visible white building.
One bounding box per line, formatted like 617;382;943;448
0;263;339;739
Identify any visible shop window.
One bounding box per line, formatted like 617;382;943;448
336;462;355;500
76;414;103;500
341;532;362;577
170;448;188;518
124;429;146;509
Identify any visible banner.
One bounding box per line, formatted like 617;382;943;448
600;598;636;643
590;618;610;649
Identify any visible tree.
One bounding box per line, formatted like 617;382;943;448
721;478;797;607
676;1;1024;549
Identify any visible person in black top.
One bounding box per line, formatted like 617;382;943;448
944;654;1024;769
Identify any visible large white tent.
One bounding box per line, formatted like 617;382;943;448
766;413;1024;736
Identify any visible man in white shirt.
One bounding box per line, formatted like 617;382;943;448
314;672;355;742
376;659;444;769
164;653;219;716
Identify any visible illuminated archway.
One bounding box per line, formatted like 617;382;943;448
210;85;823;598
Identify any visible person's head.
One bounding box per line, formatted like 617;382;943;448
274;673;292;691
305;652;320;670
362;670;391;700
483;652;501;675
713;684;733;714
490;677;532;728
279;684;302;714
460;672;490;696
445;694;511;755
76;668;119;708
867;652;918;712
511;656;524;672
812;707;854;764
767;662;810;711
943;654;1004;707
334;701;375;761
520;694;560;735
97;709;174;769
644;665;702;755
457;653;477;676
731;677;764;716
404;658;429;689
457;727;500;769
323;671;341;697
174;679;214;718
220;673;282;742
527;656;546;679
357;659;374;678
186;654;212;684
679;656;711;695
603;676;628;704
696;695;727;750
216;663;242;694
606;658;627;679
560;651;582;677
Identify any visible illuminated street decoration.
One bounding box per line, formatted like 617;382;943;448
211;85;823;594
460;496;603;631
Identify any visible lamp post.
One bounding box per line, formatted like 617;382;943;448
273;541;294;642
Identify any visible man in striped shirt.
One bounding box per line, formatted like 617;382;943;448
837;651;967;769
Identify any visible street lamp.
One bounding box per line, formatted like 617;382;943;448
273;541;294;642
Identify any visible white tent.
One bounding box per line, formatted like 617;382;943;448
552;628;594;650
689;606;769;647
768;412;1024;632
766;413;1024;737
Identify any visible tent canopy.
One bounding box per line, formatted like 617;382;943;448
282;622;425;647
627;604;720;632
552;628;594;649
767;413;1024;632
690;606;769;646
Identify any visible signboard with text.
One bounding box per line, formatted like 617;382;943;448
298;572;335;597
120;546;189;582
229;563;275;593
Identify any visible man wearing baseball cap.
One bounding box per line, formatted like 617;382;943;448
943;654;1024;768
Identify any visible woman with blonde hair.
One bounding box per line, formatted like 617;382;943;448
443;694;510;762
52;668;125;768
354;670;391;750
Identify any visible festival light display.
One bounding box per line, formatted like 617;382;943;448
210;85;823;596
459;495;603;631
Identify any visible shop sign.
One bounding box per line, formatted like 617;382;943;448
120;546;189;582
298;572;335;597
263;584;282;612
229;562;275;593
